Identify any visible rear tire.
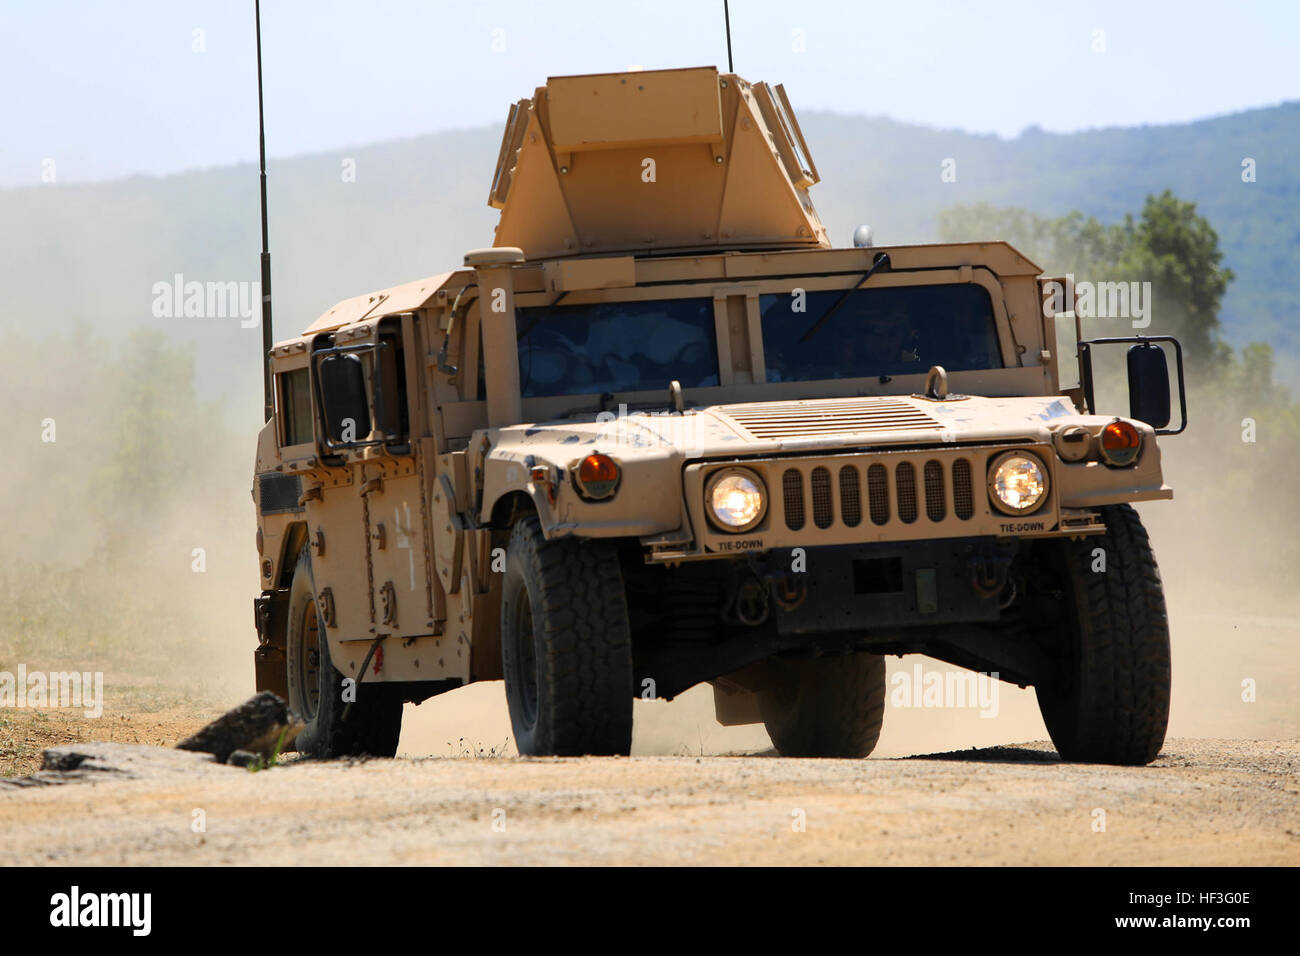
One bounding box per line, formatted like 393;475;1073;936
1034;504;1170;765
285;548;403;758
500;518;634;756
759;652;887;758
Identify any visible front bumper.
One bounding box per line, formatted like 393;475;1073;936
755;538;1013;635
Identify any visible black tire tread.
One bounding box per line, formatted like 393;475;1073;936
287;548;403;759
1037;503;1170;765
761;653;887;758
505;518;633;756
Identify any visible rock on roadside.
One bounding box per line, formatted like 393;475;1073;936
176;691;304;764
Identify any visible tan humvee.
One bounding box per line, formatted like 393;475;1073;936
251;67;1185;764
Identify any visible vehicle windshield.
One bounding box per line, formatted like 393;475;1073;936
760;284;1003;382
516;297;718;398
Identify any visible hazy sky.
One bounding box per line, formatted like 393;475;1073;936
4;0;1297;187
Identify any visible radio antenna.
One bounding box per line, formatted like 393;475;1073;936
723;0;734;72
255;0;274;422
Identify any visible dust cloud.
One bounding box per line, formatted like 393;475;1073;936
2;329;256;708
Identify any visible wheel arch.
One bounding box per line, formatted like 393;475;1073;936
487;489;538;531
276;521;310;588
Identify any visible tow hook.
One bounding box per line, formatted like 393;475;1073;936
723;567;772;627
968;540;1018;599
769;573;807;612
972;557;1002;598
734;578;770;626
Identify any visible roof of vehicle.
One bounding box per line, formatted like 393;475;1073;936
302;271;456;335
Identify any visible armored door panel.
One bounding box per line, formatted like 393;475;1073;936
362;459;436;640
300;469;370;643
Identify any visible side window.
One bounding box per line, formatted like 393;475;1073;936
278;368;314;446
374;333;409;438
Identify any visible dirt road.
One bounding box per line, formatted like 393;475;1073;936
2;592;1295;866
2;737;1295;866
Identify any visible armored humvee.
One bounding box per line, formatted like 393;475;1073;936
251;67;1185;765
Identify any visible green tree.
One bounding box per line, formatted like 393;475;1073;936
1118;190;1235;368
936;203;1128;279
939;192;1235;368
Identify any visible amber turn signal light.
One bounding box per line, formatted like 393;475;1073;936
1099;420;1142;467
575;453;620;499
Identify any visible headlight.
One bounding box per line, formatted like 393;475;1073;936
706;468;766;532
988;452;1048;514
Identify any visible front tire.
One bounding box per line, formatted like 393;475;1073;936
1034;504;1171;765
285;548;403;758
759;652;887;758
500;518;634;756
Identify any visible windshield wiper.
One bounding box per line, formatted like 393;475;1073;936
554;393;692;420
797;252;891;344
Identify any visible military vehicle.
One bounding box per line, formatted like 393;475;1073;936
250;66;1186;764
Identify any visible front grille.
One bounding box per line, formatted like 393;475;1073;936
896;462;918;524
783;469;805;531
953;458;974;520
770;453;987;536
811;467;833;528
839;466;862;527
867;464;889;525
924;460;946;521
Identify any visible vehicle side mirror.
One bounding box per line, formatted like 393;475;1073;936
317;353;370;444
1127;343;1171;429
1079;335;1186;435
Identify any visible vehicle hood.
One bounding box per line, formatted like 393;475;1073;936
553;393;1096;459
495;392;1104;471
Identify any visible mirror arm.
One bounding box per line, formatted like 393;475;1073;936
1077;334;1188;436
1079;342;1095;415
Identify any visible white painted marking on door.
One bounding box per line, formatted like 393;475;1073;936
394;501;415;591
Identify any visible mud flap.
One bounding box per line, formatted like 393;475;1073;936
253;594;289;697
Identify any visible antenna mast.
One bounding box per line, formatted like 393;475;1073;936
255;0;274;422
723;0;734;72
